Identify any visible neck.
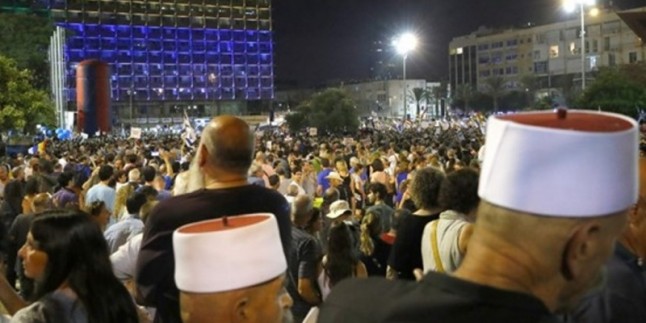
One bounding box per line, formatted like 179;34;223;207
204;174;249;190
415;207;443;216
453;229;559;312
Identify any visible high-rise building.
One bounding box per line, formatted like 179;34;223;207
21;0;274;127
369;39;397;80
449;6;646;96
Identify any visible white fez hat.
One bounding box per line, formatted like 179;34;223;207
479;109;638;217
173;214;287;293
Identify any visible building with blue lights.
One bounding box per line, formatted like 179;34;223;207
38;0;273;127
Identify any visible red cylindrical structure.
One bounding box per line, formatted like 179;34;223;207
76;60;111;135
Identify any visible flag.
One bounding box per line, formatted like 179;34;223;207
181;110;197;148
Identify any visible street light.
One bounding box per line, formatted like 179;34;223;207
393;32;418;118
564;0;595;91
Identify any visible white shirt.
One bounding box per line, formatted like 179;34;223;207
110;233;143;281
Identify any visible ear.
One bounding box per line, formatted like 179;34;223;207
628;204;640;226
234;297;249;321
560;222;601;281
198;144;209;168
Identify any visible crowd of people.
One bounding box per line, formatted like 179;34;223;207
0;110;642;323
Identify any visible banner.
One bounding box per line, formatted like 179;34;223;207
130;127;142;139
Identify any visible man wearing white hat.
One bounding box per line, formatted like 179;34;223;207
325;171;348;202
174;214;293;323
136;115;292;323
318;109;638;323
326;200;353;225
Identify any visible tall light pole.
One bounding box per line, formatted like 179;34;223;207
393;33;418;119
564;0;595;91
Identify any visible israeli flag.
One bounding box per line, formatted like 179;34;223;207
181;111;197;148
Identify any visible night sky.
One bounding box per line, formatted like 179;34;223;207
273;0;645;87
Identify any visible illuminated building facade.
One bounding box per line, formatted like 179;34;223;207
7;0;274;126
449;6;646;97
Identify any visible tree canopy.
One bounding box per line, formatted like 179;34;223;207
577;63;646;117
483;76;507;112
285;88;359;134
0;55;56;133
0;13;53;89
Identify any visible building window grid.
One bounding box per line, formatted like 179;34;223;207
59;21;273;102
51;0;273;102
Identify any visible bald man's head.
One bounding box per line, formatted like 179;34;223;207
291;195;313;226
200;116;255;176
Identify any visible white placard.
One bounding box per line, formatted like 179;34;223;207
130;127;142;139
309;128;318;136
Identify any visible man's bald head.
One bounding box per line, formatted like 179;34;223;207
200;116;255;175
291;195;313;226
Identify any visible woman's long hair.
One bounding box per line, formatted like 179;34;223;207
30;210;138;323
113;184;134;219
324;222;357;287
359;211;381;256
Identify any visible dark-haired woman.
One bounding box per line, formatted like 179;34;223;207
2;210;139;322
317;222;367;300
387;167;445;280
87;200;111;231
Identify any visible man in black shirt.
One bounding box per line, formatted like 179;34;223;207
287;194;321;322
319;110;638;322
135;115;291;323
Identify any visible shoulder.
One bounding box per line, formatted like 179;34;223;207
319;277;416;323
12;301;49;323
11;291;85;323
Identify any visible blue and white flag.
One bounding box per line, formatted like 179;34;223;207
181;110;197;148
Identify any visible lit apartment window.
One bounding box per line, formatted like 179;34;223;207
590;55;598;69
549;45;559;58
457;47;463;54
569;42;577;55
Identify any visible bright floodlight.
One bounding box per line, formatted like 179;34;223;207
393;33;418;56
590;7;599;17
563;0;595;12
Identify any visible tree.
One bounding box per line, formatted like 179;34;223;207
0;13;53;89
453;84;475;111
409;87;430;118
0;55;56;132
484;76;507;112
285;88;359;134
518;74;538;107
576;63;646;116
430;82;448;116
